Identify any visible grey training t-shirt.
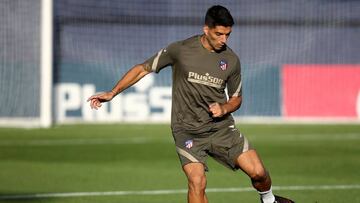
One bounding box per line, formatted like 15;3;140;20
144;35;242;132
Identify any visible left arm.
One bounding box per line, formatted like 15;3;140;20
209;96;242;118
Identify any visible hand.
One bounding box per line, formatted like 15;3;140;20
87;91;115;110
209;102;227;118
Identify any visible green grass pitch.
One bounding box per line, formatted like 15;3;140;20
0;124;359;203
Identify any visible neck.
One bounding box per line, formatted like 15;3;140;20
200;35;215;52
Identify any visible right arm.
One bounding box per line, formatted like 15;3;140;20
87;63;150;110
88;41;177;110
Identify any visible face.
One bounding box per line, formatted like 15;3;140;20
203;25;232;51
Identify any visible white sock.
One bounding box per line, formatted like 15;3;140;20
259;187;275;203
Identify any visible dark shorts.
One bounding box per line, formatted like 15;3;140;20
172;124;252;171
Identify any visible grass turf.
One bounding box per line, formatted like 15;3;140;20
0;124;359;202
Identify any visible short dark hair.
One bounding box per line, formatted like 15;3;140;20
205;5;234;28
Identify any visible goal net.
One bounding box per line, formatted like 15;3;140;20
0;0;52;127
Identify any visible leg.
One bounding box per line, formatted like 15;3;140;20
183;163;208;203
236;149;272;192
236;149;295;203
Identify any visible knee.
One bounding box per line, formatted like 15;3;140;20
187;174;207;193
249;168;268;182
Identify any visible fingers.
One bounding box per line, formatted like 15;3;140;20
209;103;218;108
87;92;112;110
209;103;222;117
209;103;218;113
89;98;102;110
88;95;103;110
87;95;101;110
87;96;95;102
87;92;105;102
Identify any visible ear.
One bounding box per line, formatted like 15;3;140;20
203;25;209;35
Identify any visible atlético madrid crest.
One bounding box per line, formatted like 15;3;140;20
219;59;228;71
185;140;193;149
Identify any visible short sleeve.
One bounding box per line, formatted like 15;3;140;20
143;42;179;73
226;58;242;97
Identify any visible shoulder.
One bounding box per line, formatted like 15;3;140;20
165;35;200;55
220;46;240;75
181;35;200;46
224;46;240;60
168;35;199;48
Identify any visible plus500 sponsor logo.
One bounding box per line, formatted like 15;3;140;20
188;72;224;88
55;75;171;123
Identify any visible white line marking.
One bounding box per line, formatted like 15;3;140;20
0;184;359;200
1;133;358;147
0;137;172;147
249;133;360;141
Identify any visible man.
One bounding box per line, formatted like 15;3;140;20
88;5;294;203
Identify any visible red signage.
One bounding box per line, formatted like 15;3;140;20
283;65;360;118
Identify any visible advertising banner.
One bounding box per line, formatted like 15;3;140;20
283;65;360;118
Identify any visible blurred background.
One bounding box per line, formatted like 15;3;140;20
0;0;360;127
1;2;360;203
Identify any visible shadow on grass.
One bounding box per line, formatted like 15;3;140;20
0;193;55;203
